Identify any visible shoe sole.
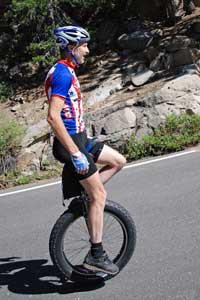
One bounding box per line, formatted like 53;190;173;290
83;263;119;275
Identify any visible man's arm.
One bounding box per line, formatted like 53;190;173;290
47;96;79;155
47;96;89;174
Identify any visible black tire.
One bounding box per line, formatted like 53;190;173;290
49;199;136;282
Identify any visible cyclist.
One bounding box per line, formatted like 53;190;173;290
45;25;126;275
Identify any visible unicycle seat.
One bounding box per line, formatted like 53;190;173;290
62;163;84;200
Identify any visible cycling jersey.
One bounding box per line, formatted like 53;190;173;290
45;60;85;135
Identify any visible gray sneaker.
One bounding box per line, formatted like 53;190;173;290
83;251;119;275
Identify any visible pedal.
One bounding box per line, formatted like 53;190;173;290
95;272;108;279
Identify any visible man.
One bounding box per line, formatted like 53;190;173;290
45;25;126;275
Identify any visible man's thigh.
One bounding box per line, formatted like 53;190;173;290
97;144;126;166
79;170;105;196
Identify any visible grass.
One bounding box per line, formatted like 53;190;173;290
125;113;200;161
0;164;62;189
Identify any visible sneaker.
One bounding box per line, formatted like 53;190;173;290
83;250;119;275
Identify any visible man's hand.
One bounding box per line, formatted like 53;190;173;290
71;151;89;174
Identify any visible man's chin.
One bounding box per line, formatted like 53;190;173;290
78;59;84;65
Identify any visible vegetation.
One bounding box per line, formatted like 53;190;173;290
0;82;13;102
0;164;62;188
0;0;189;82
0;114;25;173
125;113;200;160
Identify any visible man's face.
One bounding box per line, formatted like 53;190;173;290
73;43;89;65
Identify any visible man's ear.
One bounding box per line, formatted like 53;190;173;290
67;44;75;51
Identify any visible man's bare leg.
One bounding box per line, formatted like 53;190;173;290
80;171;106;243
97;145;126;184
80;170;119;274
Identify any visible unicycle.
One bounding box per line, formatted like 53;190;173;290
49;164;136;282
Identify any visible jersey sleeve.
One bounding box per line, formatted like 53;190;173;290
51;68;72;100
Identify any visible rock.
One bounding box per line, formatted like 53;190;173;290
0;155;16;175
87;75;122;106
167;49;193;68
121;60;144;86
144;46;160;63
10;95;24;104
92;107;137;137
9;65;22;79
163;36;192;53
21;170;34;176
21;119;50;147
136;127;153;140
10;104;21;112
137;63;146;73
150;53;164;71
20;62;38;78
16;151;35;170
177;64;198;75
127;85;136;91
153;74;200;114
131;69;155;86
117;31;153;52
191;21;200;33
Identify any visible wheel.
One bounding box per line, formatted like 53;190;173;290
49;198;136;282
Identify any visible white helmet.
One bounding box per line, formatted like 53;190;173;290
54;25;90;49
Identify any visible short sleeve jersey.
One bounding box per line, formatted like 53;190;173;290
45;59;85;135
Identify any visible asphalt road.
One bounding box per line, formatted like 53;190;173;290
0;150;200;300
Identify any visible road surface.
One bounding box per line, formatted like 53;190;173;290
0;150;200;300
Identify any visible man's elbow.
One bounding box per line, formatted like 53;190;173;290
47;112;57;126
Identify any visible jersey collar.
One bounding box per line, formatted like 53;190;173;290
57;59;76;69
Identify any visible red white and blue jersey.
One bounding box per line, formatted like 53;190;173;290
45;60;85;135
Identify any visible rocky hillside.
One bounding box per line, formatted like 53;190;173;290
1;4;200;184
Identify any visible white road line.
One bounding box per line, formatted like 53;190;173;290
124;149;198;169
0;181;61;197
0;149;198;198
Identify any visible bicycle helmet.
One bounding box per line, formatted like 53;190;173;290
54;25;90;49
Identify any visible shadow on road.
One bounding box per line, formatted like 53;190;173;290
0;257;105;295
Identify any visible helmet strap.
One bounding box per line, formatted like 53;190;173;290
65;43;79;66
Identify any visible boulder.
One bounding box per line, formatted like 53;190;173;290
101;108;137;135
131;69;155;86
153;74;200;114
163;36;192;53
87;75;122;106
121;60;145;86
89;107;137;137
118;31;153;52
167;49;194;68
21;119;50;147
150;53;165;71
16;150;35;171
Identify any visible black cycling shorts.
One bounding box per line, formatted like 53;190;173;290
53;131;104;180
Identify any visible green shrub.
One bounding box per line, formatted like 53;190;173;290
0;114;25;172
0;82;13;102
125;113;200;161
16;175;31;185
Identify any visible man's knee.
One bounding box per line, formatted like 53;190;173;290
114;154;127;170
91;185;107;206
80;172;107;204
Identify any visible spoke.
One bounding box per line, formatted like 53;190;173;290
63;240;88;252
67;245;88;262
104;218;116;233
103;228;123;240
62;210;127;266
